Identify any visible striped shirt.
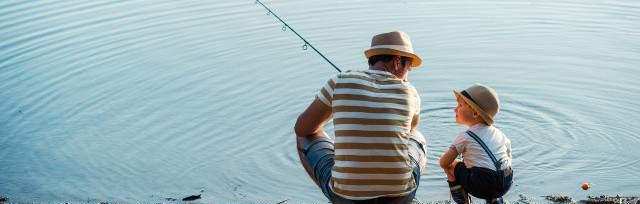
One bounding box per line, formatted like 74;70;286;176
316;69;421;200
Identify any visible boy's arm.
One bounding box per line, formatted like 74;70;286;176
439;147;459;169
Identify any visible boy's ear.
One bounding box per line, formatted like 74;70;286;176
472;111;482;121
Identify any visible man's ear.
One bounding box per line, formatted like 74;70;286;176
394;56;403;69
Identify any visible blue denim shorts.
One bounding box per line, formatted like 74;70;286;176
301;136;426;204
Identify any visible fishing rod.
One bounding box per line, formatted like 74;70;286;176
254;0;342;72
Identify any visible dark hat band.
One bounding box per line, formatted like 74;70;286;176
460;90;478;105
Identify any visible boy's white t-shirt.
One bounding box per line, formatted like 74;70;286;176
451;123;512;171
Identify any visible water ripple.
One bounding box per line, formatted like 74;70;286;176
1;0;639;202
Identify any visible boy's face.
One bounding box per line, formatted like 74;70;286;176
455;96;478;126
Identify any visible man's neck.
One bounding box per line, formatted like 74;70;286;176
368;66;388;72
368;66;407;81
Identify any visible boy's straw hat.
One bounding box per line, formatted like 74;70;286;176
364;31;423;67
454;84;500;125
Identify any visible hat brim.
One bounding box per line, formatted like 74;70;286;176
453;90;494;125
365;48;422;67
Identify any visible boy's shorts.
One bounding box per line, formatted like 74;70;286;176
302;136;426;204
454;162;513;200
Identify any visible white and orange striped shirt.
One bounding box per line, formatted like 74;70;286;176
316;69;421;200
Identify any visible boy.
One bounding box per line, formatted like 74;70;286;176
439;84;513;204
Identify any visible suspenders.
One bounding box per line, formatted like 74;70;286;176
466;130;514;199
466;130;503;170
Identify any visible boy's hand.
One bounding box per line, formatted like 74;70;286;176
440;147;460;181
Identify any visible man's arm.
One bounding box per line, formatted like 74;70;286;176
294;98;332;185
294;98;332;138
410;114;420;133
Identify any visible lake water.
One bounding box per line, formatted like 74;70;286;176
1;0;639;203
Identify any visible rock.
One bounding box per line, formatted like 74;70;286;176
543;195;572;203
518;194;533;204
182;194;201;201
582;195;639;204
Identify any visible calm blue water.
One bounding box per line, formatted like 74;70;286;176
1;0;639;203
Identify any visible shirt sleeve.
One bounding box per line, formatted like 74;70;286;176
451;132;467;154
505;138;512;160
414;87;421;117
316;75;336;107
407;84;421;118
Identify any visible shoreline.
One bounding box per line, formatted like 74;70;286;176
1;194;638;204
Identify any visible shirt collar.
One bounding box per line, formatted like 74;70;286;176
364;68;396;78
469;123;489;131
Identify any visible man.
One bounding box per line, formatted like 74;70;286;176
294;31;427;203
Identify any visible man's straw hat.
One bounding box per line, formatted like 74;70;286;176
453;84;500;125
364;31;423;67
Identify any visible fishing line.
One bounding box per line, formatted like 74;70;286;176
254;0;342;72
